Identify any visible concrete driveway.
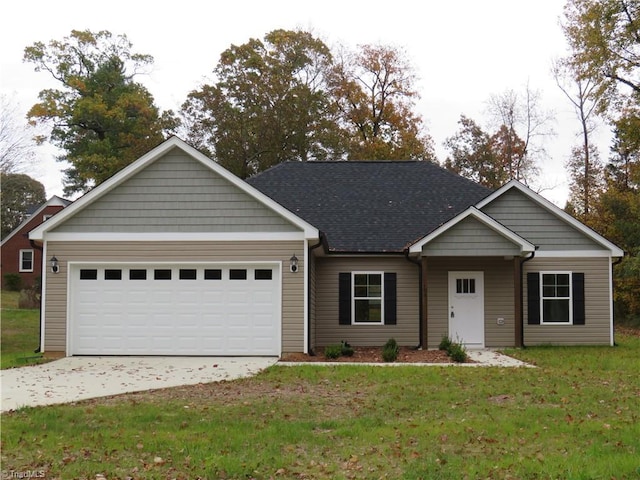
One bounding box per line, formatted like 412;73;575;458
0;356;277;412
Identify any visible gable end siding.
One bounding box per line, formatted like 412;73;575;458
52;149;300;234
421;217;522;256
481;189;606;251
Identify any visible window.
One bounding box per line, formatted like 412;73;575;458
255;269;273;280
19;250;34;272
179;269;197;280
456;278;476;294
154;269;172;280
204;269;222;280
339;272;397;326
230;269;247;280
353;272;383;324
104;269;122;280
130;269;147;280
541;272;571;323
80;269;98;280
527;271;584;326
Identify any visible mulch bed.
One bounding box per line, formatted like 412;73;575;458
280;346;463;363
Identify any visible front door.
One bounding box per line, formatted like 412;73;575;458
448;271;485;348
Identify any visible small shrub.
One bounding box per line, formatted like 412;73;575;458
438;335;453;351
448;342;468;363
340;340;354;357
4;273;22;292
324;344;343;359
18;287;40;309
382;338;399;362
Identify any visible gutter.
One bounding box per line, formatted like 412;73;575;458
519;249;537;348
29;239;44;354
404;249;423;350
307;232;326;356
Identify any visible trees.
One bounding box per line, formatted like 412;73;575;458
561;0;639;321
328;44;435;161
0;95;38;174
182;29;345;178
562;0;639;114
0;173;46;239
182;33;435;178
552;59;604;218
484;86;554;185
443;116;508;188
445;85;554;189
23;29;175;195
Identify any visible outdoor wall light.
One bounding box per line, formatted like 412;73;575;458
50;255;59;274
289;254;299;273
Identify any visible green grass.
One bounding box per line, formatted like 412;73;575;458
2;334;639;479
1;290;44;369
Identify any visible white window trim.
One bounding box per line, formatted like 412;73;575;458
540;271;573;325
19;249;34;272
352;271;384;325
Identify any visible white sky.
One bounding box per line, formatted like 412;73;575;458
0;0;613;206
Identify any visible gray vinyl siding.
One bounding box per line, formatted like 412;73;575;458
426;257;516;348
481;189;606;251
523;257;612;345
422;216;521;256
43;240;305;354
314;257;420;347
52;148;299;233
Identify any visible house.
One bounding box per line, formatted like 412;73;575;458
29;137;624;357
1;196;72;290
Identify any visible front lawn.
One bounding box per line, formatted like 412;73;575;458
1;334;639;479
1;291;44;369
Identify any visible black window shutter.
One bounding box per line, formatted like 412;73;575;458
384;272;397;325
572;273;585;325
338;273;351;325
527;272;541;325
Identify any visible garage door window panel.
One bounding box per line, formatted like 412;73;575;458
255;269;273;280
179;269;197;280
129;269;147;280
80;269;98;280
154;269;172;280
205;269;222;280
230;269;247;280
105;269;122;280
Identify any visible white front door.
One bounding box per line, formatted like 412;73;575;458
448;271;485;348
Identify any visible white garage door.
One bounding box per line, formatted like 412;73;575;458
70;263;281;356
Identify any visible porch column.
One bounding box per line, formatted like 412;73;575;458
514;257;523;347
421;257;428;348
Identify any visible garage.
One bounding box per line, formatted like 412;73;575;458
69;263;281;356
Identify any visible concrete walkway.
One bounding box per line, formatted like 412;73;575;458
0;356;277;412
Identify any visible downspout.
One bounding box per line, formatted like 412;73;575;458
519;249;537;348
404;249;423;350
29;239;44;353
307;232;325;356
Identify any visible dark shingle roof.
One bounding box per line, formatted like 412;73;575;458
247;161;492;253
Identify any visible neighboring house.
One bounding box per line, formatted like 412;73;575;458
29;137;624;357
1;196;72;290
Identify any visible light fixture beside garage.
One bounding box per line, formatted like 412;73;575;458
50;255;59;274
290;254;299;273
